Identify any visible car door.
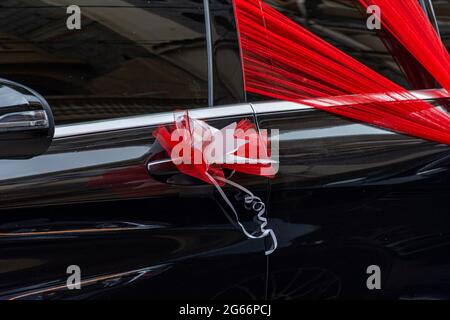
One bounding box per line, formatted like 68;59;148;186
252;0;450;299
256;94;450;299
0;0;269;300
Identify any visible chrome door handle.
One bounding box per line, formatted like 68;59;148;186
147;158;207;186
147;159;178;177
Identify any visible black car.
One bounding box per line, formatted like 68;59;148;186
0;0;449;300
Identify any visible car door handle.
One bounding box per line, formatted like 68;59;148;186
147;159;178;177
147;159;206;186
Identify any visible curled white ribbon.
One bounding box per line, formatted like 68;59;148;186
205;172;278;255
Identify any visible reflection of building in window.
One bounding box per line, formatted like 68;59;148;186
0;0;209;124
433;0;450;49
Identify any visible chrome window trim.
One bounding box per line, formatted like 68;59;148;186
54;88;449;139
54;104;254;139
204;0;214;107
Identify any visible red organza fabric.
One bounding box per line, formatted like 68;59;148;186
233;0;450;145
378;30;437;90
358;0;450;92
153;113;279;254
153;112;275;185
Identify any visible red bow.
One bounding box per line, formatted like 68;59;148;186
153;112;277;185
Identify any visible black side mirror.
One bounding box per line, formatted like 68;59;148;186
0;78;54;159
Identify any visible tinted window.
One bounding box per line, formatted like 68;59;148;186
255;0;438;98
211;0;246;106
0;0;209;124
434;0;450;49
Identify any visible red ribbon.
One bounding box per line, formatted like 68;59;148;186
153;112;276;185
153;112;279;254
358;0;450;92
233;0;450;145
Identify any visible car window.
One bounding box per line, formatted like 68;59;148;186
210;0;246;106
433;0;450;49
0;0;209;125
247;0;440;102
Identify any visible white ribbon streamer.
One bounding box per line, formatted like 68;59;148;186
205;172;278;255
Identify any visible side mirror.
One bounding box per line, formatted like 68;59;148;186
0;78;54;159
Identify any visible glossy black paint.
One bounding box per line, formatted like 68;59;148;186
247;1;450;298
257;102;450;299
0;0;449;301
0;114;270;300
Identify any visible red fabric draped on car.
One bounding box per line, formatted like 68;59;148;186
233;0;450;145
358;0;450;92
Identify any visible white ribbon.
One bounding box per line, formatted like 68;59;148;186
205;172;278;255
171;113;278;255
